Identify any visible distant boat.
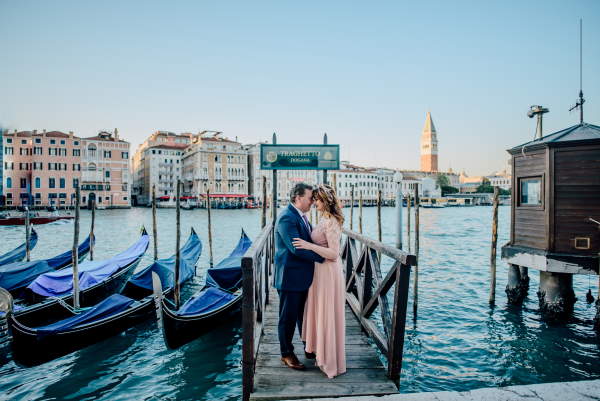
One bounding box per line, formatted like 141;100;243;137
3;229;201;364
0;229;39;266
0;213;74;226
159;229;252;348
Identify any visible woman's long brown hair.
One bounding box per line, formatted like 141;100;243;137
313;184;345;226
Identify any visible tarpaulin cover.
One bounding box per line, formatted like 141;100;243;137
0;229;38;266
45;235;93;269
0;234;93;292
176;286;236;316
34;294;135;334
0;260;52;291
206;231;252;291
27;234;149;297
128;229;202;291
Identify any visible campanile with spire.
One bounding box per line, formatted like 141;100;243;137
420;111;438;172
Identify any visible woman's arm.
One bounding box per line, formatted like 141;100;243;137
292;219;341;261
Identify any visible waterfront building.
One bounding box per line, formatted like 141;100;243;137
81;129;131;208
330;163;379;206
1;130;82;207
182;131;248;205
486;169;512;191
132;131;191;206
420;111;439;172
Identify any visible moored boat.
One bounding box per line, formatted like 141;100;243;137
0;229;39;266
0;212;74;226
159;229;251;348
3;228;200;365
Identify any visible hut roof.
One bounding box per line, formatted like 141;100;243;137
509;123;600;153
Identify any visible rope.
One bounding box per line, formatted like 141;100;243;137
49;296;92;314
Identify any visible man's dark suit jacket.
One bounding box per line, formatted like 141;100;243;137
273;204;325;291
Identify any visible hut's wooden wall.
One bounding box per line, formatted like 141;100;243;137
553;146;600;255
512;150;548;249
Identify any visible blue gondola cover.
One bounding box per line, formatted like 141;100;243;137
0;229;38;266
205;231;252;291
0;260;52;291
177;286;236;316
27;234;149;297
34;294;135;334
128;230;202;290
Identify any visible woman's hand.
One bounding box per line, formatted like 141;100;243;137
292;237;312;251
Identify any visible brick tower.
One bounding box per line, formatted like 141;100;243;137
420;111;438;172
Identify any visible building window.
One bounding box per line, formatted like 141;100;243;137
60;140;65;145
103;150;112;158
88;144;97;157
88;163;97;171
35;138;41;144
73;178;79;188
74;141;79;145
60;178;65;188
20;178;27;189
50;139;56;144
121;152;129;159
6;138;12;143
105;171;110;178
49;178;56;188
6;177;11;188
21;139;27;144
73;149;81;156
519;177;542;206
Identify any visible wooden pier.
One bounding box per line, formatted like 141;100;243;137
242;222;416;401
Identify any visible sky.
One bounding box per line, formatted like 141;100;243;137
1;1;599;176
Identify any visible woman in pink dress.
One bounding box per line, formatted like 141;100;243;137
292;184;346;379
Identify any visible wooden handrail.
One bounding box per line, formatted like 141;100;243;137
341;227;415;386
242;221;274;401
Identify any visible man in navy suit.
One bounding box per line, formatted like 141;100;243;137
274;182;325;370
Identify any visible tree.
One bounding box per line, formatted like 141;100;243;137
441;185;459;195
436;174;450;188
476;178;494;193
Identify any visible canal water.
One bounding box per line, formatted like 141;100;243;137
0;206;599;400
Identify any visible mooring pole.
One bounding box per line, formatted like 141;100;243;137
207;188;214;268
272;133;278;223
261;176;267;228
489;186;500;305
407;193;412;253
90;199;96;261
359;190;363;234
413;191;420;319
72;184;81;309
332;173;337;194
174;180;181;309
25;207;31;262
394;172;404;250
377;190;382;242
350;185;354;230
322;133;328;185
152;185;158;261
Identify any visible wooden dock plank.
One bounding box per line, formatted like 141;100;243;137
250;287;398;401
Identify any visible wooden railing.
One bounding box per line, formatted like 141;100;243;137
241;221;274;401
341;228;416;385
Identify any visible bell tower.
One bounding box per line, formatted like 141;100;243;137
420;111;438;172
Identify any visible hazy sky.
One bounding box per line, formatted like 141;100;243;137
1;1;599;176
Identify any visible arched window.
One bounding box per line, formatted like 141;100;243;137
88;163;97;171
88;144;97;157
35;177;41;188
6;177;12;188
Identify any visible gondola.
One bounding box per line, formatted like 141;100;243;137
3;229;200;365
8;229;149;329
0;234;93;297
159;229;251;348
0;229;38;266
0;213;74;226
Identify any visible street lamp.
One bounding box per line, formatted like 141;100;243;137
394;172;404;250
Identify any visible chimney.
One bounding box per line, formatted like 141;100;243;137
69;131;74;138
43;129;47;134
114;128;119;140
33;130;37;135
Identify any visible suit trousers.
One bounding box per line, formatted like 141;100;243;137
277;289;308;357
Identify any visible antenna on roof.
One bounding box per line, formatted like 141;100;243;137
527;105;549;139
568;19;585;124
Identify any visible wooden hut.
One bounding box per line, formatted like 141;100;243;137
501;122;600;319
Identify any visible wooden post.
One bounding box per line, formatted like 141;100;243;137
272;132;278;223
413;192;420;319
359;190;363;234
322;133;328;185
207;188;214;268
261;176;267;228
489;186;500;305
332;173;337;194
152;185;158;261
407;194;412;253
72;184;81;309
25;207;31;262
90;200;96;261
174;180;181;309
377;190;382;242
350;185;354;230
388;263;411;386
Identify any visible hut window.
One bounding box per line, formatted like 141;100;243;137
519;177;542;206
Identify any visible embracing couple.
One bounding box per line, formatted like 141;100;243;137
273;182;346;379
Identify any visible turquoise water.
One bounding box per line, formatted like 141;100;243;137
0;206;598;399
